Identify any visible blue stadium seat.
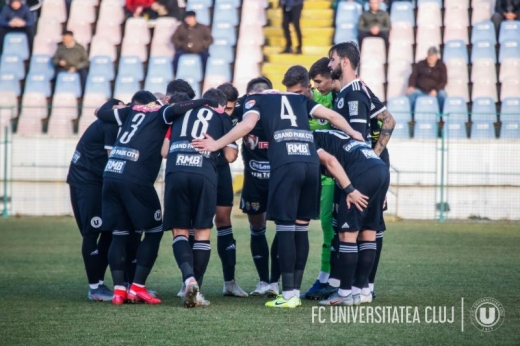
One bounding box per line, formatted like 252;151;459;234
442;97;468;139
386;96;412;139
209;42;234;63
89;55;115;81
205;58;231;81
215;0;240;7
0;55;25;80
213;3;238;25
471;40;496;63
334;23;357;45
147;56;173;80
212;23;236;46
499;20;520;44
176;54;203;82
55;72;82;97
414;96;439;139
499;97;520;139
471;97;496;139
28;55;55;80
442;40;468;63
24;73;51;97
186;3;211;26
85;74;111;98
118;56;144;81
114;75;140;99
391;1;415;26
2;32;29;60
0;73;20;96
336;1;362;25
471;21;496;45
185;78;201;98
144;75;169;94
187;0;213;7
499;40;520;63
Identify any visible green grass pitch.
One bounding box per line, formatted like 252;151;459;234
1;216;519;345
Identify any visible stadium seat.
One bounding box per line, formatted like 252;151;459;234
213;3;238;25
499;40;520;63
85;75;111;99
185;78;201;98
144;75;169;94
55;72;82;98
216;0;240;7
36;17;62;42
386;96;412;139
186;4;211;26
472;77;498;102
360;37;386;65
89;36;117;61
471;40;496;63
153;17;179;41
40;0;67;23
68;0;96;24
499;98;520;139
241;2;267;26
391;1;415;25
471;21;496;45
24;73;51;97
98;0;125;24
443;23;469;44
17;92;48;135
387;60;412;80
336;1;361;25
147;56;173;80
48;93;77;137
114;75;140;103
414;96;439;139
150;41;175;59
389;22;414;44
205;58;231;82
499;21;520;44
32;35;58;56
499;58;520;83
2;33;29;60
445;0;469;7
388;41;413;63
417;2;441;27
416;23;441;46
442;40;468;63
360;60;385;82
209;42;235;63
176;54;203;82
386;78;408;100
471;2;492;25
445;58;469;82
444;3;469;28
212;23;237;46
334;23;357;45
500;78;520;101
0;91;17;131
121;38;148;62
236;40;262;63
203;76;228;93
471;58;496;83
442;97;468;139
89;56;115;81
445;77;469;102
0;55;24;80
417;0;441;6
187;0;213;7
118;56;144;81
124;18;151;45
95;20;122;45
67;20;93;46
28;55;54;80
363;77;385;102
471;97;497;139
79;94;108;135
0;73;20;96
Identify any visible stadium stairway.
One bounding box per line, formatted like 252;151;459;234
263;0;335;90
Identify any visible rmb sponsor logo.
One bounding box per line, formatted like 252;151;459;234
361;149;379;159
105;159;126;174
176;154;203;167
286;142;311;156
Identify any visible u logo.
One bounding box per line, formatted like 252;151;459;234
478;307;496;325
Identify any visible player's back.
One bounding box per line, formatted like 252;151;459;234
245;92;320;170
166;105;232;185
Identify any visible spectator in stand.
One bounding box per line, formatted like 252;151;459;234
52;31;89;95
406;47;447;111
124;0;156;19
0;0;35;55
280;0;303;54
171;10;212;75
357;0;390;49
491;0;520;36
151;0;181;20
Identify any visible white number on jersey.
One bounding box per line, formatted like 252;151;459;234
119;112;145;144
180;108;214;139
280;95;298;127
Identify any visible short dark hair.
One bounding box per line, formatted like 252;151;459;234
166;79;195;99
328;41;360;70
309;57;331;80
217;82;239;102
202;88;227;107
62;30;74;37
131;90;157;105
184;10;196;18
282;65;310;88
168;91;191;104
246;77;273;94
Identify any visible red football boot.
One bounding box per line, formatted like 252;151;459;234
129;284;161;304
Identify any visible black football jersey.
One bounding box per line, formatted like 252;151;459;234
245;91;321;170
216;114;238;167
333;79;372;143
313;129;386;180
166;106;233;186
364;84;390;165
66;119;118;187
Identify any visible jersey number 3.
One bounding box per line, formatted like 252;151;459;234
119;113;145;144
280;96;298;127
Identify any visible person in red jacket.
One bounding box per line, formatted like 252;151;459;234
124;0;155;19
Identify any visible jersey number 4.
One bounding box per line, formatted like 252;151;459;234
280;96;298;127
181;108;214;139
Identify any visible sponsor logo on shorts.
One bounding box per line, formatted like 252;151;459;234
105;159;126;174
361;149;379;159
243;201;261;212
91;216;102;228
72;150;81;163
274;129;314;142
109;146;140;161
337;98;344;109
176;154;203;167
286;142;311;156
154;210;162;221
251;202;260;211
348;101;359;116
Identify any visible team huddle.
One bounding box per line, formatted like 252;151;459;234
67;41;396;309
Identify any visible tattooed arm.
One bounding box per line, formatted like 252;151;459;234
373;109;396;156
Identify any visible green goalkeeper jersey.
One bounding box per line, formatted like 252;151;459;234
309;88;333;131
